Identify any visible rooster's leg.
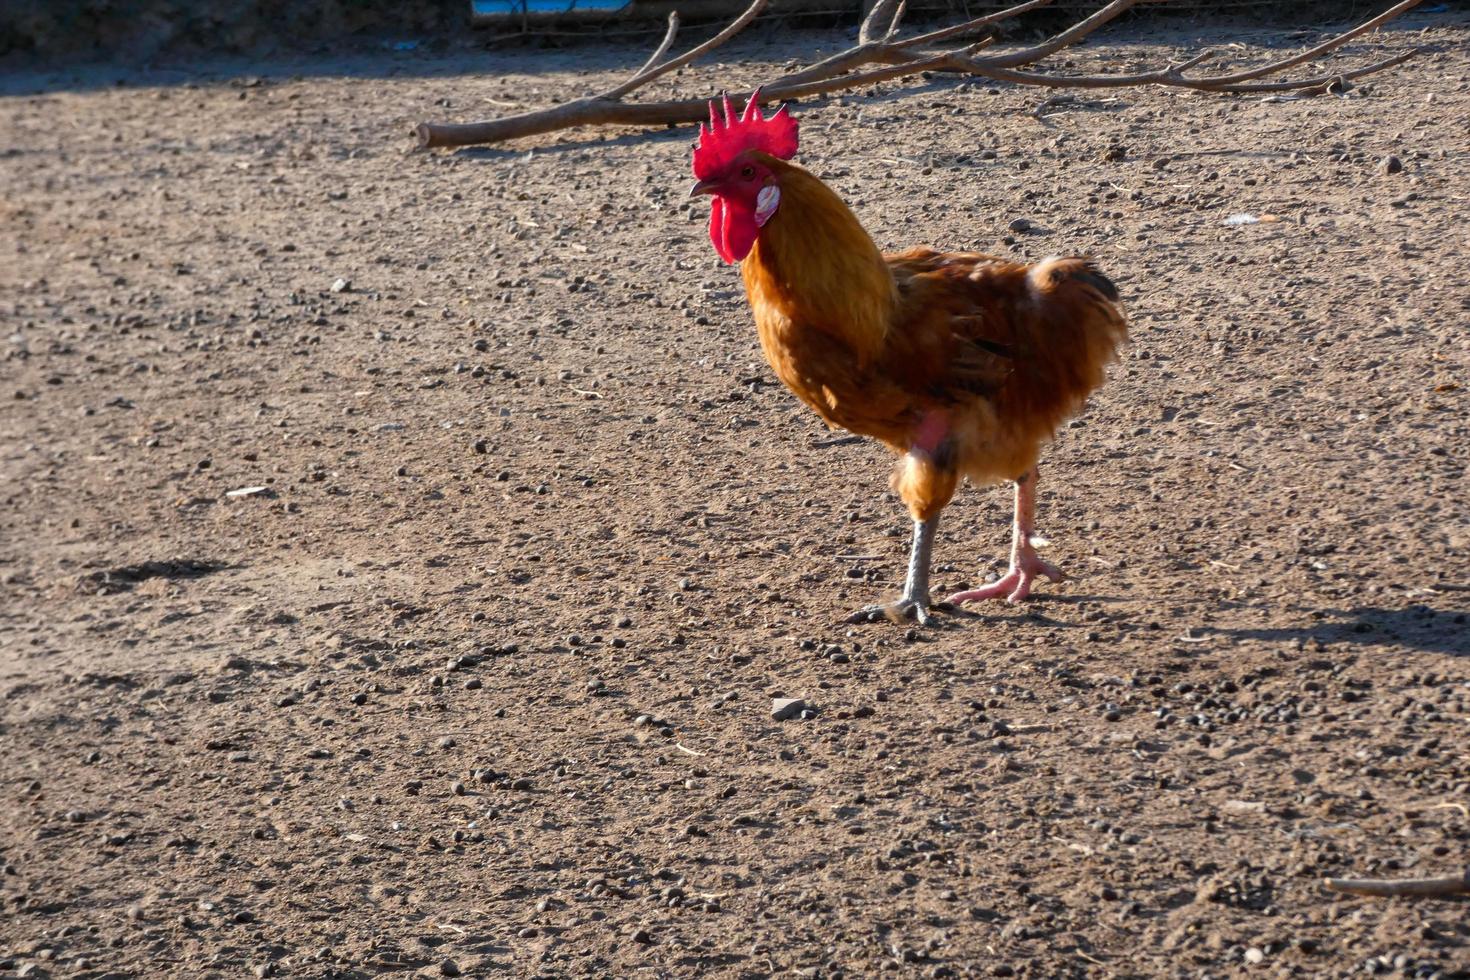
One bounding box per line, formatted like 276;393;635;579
945;467;1063;606
846;515;938;626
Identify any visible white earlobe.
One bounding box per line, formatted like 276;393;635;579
754;186;780;227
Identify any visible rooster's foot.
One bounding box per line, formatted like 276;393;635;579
846;596;939;627
945;553;1063;606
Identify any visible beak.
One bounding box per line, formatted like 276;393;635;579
689;178;718;198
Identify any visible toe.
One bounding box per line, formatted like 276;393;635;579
1005;577;1033;603
849;598;937;625
945;577;1013;606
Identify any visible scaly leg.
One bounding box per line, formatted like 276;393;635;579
945;467;1063;606
846;515;939;626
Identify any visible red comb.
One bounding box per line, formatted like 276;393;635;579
692;89;799;180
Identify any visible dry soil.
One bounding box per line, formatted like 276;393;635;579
2;11;1469;980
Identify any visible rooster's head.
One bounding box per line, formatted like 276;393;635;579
689;89;799;263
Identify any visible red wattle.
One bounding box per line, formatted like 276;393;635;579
709;198;733;263
709;197;759;264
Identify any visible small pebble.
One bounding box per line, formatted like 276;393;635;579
771;698;808;721
439;959;462;977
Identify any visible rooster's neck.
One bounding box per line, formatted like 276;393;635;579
741;162;895;366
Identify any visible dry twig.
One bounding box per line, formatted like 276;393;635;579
416;0;1427;150
1323;869;1470;898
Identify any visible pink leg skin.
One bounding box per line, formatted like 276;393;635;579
945;467;1064;606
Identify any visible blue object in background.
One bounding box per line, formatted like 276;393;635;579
472;0;630;17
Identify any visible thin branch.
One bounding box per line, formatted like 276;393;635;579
772;43;913;92
1203;49;1420;93
1323;869;1470;898
895;0;1056;50
1193;0;1425;85
884;0;908;42
769;49;957;100
1169;51;1218;74
979;0;1145;69
859;0;901;45
625;13;681;86
613;0;768;94
952;46;1419;93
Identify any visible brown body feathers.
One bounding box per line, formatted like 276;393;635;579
741;156;1128;520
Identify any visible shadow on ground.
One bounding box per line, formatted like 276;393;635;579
1202;604;1470;656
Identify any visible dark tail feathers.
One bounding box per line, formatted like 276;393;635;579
1029;256;1119;303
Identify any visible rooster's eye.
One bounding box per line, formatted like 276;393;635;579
740;166;755;179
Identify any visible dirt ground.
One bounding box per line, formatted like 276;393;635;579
3;9;1469;979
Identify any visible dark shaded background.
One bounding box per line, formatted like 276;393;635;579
3;0;1450;63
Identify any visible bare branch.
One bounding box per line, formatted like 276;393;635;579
1323;870;1470;898
953;46;1419;93
609;0;767;98
626;13;681;86
859;0;901;45
884;0;908;42
415;0;1429;151
980;0;1144;69
420;0;765;148
1190;0;1426;86
419;98;723;149
895;0;1055;50
1201;49;1420;94
768;50;956;100
1168;51;1217;75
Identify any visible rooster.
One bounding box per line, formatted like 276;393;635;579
690;92;1128;624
